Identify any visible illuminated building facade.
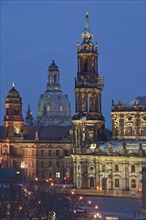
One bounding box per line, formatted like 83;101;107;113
72;13;146;194
0;13;146;194
112;97;146;140
72;12;105;148
0;61;73;184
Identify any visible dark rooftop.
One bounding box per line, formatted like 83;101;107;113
23;125;72;140
126;96;146;106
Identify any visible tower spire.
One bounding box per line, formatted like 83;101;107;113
85;11;89;28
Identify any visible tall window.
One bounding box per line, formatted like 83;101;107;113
49;161;52;167
98;95;101;113
131;179;136;188
56;150;59;157
127;127;132;136
115;179;120;188
90;177;94;187
56;161;60;168
14;109;19;115
84;58;88;72
54;74;57;83
41;150;44;157
131;165;135;173
48;150;52;157
64;150;68;156
47;105;51;111
59;105;63;112
86;95;90;112
101;164;106;172
115;164;119;172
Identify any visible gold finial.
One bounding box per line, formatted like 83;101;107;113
12;82;15;88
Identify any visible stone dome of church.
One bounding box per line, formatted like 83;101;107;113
36;59;71;126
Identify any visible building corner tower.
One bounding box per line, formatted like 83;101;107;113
4;83;24;139
72;12;105;148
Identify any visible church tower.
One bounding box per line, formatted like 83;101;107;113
72;12;105;148
4;83;24;139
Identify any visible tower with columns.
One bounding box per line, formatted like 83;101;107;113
72;12;105;148
4;83;24;139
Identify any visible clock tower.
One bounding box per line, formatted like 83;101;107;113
72;12;105;148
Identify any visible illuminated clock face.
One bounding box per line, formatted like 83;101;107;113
15;126;20;134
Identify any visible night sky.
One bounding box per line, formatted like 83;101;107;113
1;1;145;129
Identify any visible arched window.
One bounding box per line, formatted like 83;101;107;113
14;109;19;115
59;105;63;112
87;96;90;112
131;165;135;173
47;105;51;112
84;58;88;72
90;177;94;187
115;164;119;172
102;164;106;172
54;74;57;83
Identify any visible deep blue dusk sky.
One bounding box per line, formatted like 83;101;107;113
1;1;145;129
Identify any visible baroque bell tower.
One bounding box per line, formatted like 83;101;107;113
72;12;105;148
4;83;24;139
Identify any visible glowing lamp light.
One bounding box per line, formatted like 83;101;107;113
38;201;41;204
19;206;22;210
88;200;92;205
51;182;54;186
96;186;100;190
79;196;83;200
95;205;98;209
35;177;38;181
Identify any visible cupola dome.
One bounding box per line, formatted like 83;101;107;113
36;59;71;126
